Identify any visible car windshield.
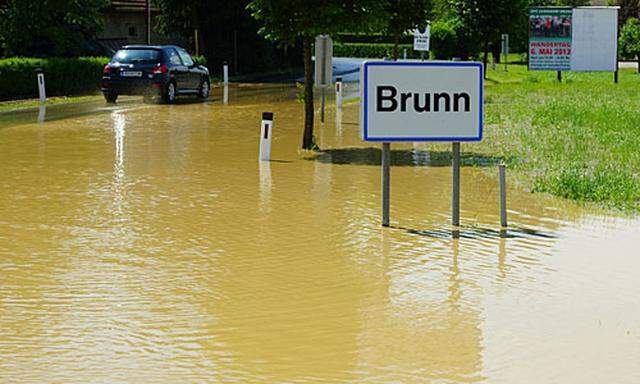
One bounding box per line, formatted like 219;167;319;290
112;49;160;64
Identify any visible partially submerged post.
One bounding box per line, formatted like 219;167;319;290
499;163;508;229
452;142;461;227
223;61;229;86
35;68;46;104
260;112;273;161
382;143;391;227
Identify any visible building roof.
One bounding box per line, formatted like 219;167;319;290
109;0;157;12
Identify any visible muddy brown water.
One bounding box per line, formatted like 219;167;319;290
1;85;639;383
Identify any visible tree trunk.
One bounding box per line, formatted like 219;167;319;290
483;42;489;78
302;36;315;150
492;39;501;64
392;33;399;61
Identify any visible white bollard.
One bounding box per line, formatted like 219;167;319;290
335;76;343;109
260;112;273;161
36;71;46;103
223;62;229;86
223;84;229;105
403;48;407;60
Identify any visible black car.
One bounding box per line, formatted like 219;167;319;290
100;45;210;104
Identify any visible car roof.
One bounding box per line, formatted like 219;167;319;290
121;45;185;51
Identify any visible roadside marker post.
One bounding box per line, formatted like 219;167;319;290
223;85;229;105
260;112;273;162
36;69;46;103
360;61;483;231
223;62;229;85
335;76;343;109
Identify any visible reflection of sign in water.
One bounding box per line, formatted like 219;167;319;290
413;25;431;52
529;8;572;71
361;61;483;142
529;6;619;72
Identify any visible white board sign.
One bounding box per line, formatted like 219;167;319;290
501;34;509;55
413;25;431;51
361;61;483;142
570;7;618;71
314;35;333;87
529;6;618;72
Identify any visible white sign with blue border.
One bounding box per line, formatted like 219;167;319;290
361;61;484;142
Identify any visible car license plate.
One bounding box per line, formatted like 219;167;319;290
121;71;142;77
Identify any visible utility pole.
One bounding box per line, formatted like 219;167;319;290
146;0;151;44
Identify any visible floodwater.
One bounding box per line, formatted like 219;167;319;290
1;85;639;383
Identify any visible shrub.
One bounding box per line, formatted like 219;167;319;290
333;42;420;59
430;17;478;60
619;18;640;63
0;57;110;101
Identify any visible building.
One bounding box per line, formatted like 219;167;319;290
97;0;179;53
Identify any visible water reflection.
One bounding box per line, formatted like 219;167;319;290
37;105;46;124
259;160;271;213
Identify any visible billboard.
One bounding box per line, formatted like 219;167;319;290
360;61;483;142
529;6;618;72
529;8;573;71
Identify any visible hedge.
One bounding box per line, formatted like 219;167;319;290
0;55;208;101
333;42;422;59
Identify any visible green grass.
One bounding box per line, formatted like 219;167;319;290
468;64;640;212
0;94;102;113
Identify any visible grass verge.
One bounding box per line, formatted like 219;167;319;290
465;64;640;212
0;94;102;113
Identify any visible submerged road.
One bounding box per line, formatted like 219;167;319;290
1;85;639;383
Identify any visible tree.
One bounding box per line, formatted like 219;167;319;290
620;17;640;72
376;0;432;60
153;0;300;75
450;0;528;76
249;0;378;149
0;0;108;57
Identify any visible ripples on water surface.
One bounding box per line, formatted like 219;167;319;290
0;85;639;383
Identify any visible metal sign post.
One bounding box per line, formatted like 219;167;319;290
360;61;484;230
315;35;333;124
452;142;461;227
382;142;391;227
501;34;509;72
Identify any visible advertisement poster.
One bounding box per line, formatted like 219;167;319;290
529;8;572;71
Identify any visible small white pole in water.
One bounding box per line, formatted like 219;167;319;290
335;76;343;109
403;48;407;60
223;84;229;105
36;70;46;103
260;112;273;161
499;163;508;229
223;61;229;86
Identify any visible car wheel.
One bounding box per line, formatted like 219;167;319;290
198;78;210;100
104;91;118;103
163;81;176;104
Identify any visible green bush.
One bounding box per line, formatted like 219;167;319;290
430;17;478;60
0;57;110;101
333;42;420;59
